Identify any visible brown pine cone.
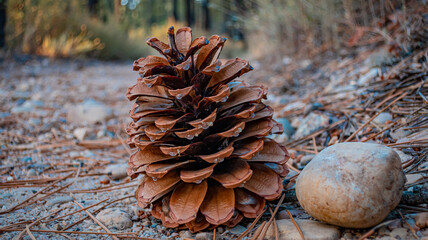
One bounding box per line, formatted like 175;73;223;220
126;26;289;232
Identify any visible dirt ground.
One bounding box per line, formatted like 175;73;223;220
0;38;427;240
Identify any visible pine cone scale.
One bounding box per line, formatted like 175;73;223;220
169;181;208;224
210;159;253;188
180;163;215;183
199;183;235;225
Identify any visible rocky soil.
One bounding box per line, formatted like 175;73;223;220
0;12;427;239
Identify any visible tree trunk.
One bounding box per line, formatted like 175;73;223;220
222;0;230;36
88;0;98;17
185;0;194;27
172;0;179;21
149;0;155;26
0;0;6;48
202;0;210;31
114;0;121;21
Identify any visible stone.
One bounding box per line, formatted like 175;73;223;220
342;232;354;239
73;128;87;141
300;155;315;166
195;232;213;240
373;112;393;125
296;142;405;228
12;91;31;100
357;68;378;85
26;169;37;177
275;118;295;138
12;100;45;113
390;128;411;140
96;208;132;230
294;113;330;139
141;218;151;227
179;230;193;239
46;196;73;207
397;129;428;144
20;157;32;163
367;47;394;67
394;150;412;163
378;237;398;240
105;163;128;180
67;99;113;124
415;212;428;228
265;219;340;240
229;225;246;235
378;226;391;236
303;102;324;115
406;174;423;185
390;228;409;239
277;209;305;220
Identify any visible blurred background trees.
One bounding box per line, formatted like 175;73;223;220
0;0;413;60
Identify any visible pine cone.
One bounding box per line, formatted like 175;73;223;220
126;26;289;232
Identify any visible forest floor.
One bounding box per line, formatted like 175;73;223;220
0;16;427;240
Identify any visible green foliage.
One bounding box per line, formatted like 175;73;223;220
5;0;150;59
4;0;249;60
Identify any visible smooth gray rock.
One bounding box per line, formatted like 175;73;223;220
26;169;37;177
73;127;87;141
277;209;305;220
265;219;340;240
367;47;394;67
179;230;193;239
373;112;393;125
46;196;73;207
300;154;315;166
67;99;113;124
296;142;405;228
357;68;378;85
105;163;128;180
275;118;295;138
96;208;132;230
390;128;410;140
229;225;246;235
195;232;213;240
415;212;428;228
390;228;409;239
294;113;329;139
394;149;412;163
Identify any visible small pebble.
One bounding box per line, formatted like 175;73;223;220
342;232;353;239
26;169;37;177
373;112;392;125
96;208;133;230
406;174;423;185
378;226;391;236
300;154;315;166
277;209;305;220
195;232;213;240
265;219;340;240
229;225;246;235
73;127;87;141
105;163;128;180
415;212;428;228
46;196;73;207
390;227;408;239
142;218;151;227
179;230;193;239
